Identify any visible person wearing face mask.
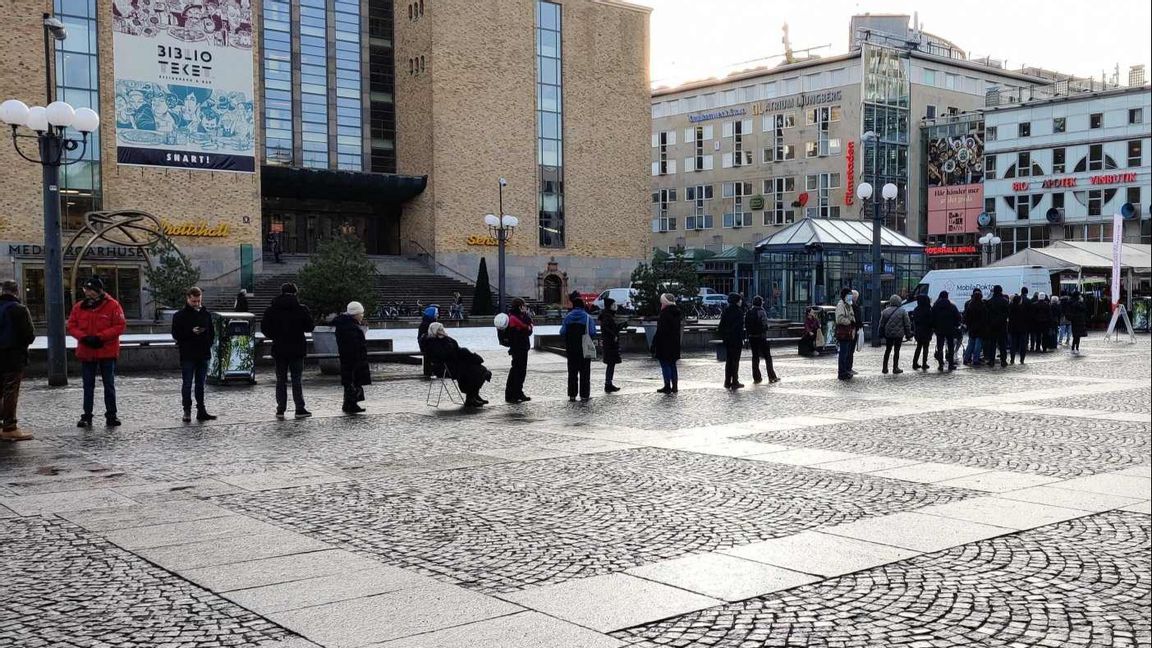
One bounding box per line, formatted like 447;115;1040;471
834;288;856;380
171;286;217;422
67;276;127;428
597;297;626;393
332;301;370;414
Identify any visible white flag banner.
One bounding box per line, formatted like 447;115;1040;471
1111;212;1123;309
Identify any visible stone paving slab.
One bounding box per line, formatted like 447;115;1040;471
1122;500;1152;514
215;466;351;491
997;484;1146;512
103;514;288;549
821;511;1014;553
58;499;238;531
868;461;994;484
0;488;139;515
135;531;331;570
745;447;863;467
368;611;626;648
933;469;1065;493
624;551;820;602
498;573;721;633
720;530;919;578
1056;472;1152;499
178;548;387;592
915;496;1091;530
266;583;523;648
223;565;440;614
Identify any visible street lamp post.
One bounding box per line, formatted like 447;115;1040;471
855;177;898;347
484;178;518;314
1;15;101;386
979;233;1002;267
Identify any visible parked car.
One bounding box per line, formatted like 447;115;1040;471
591;287;637;313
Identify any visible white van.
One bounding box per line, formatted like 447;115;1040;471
592;288;637;313
907;265;1054;311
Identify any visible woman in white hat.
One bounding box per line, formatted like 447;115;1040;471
333;301;370;413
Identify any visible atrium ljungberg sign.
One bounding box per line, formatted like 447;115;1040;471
112;4;256;172
686;90;843;123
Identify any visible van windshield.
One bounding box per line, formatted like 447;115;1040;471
913;283;929;297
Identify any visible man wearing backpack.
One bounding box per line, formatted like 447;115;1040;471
745;295;780;384
0;281;37;441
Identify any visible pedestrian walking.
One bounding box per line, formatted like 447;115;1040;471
850;289;864;358
879;294;913;374
719;293;746;389
504;297;534;402
983;285;1010;368
598;297;626;393
835;288;856;380
423;322;491;407
910;294;933;371
233;289;250;312
1008;294;1031;365
260;282;315;419
1067;291;1088;355
0;280;36;441
559;298;597;401
652;293;682;394
1032;292;1053;353
744;296;780;384
171;287;217;422
961;289;987;366
333;301;370;414
930;291;960;372
418;305;440;379
67;277;126;427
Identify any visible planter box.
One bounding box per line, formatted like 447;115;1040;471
311;326;340;375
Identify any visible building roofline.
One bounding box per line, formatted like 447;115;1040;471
907;49;1047;83
592;0;653;14
983;84;1152;113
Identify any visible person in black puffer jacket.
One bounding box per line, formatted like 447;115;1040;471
718;293;745;389
930;291;961;371
171;286;216;422
260;283;316;418
1031;292;1053;352
1066;290;1089;355
332;301;370;414
910;294;933;371
961;289;987;366
598;297;626;393
1008;294;1031;364
983;285;1010;367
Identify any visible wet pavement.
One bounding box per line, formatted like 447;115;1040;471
1;335;1149;647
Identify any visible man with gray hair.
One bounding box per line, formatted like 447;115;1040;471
0;280;37;441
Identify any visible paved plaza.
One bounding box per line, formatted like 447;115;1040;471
1;334;1149;647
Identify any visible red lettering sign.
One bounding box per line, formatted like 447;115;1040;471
844;141;856;206
924;245;979;256
1041;177;1077;189
1090;172;1138;185
1012;182;1030;192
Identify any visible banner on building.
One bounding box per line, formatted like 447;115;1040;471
1111;212;1123;307
927;184;983;235
112;2;255;172
927;133;984;187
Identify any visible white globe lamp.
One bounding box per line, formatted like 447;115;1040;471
0;99;30;126
73;107;100;133
856;182;873;201
45;101;75;127
25;106;49;132
882;182;898;200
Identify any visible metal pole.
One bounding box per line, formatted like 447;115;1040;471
43;14;55;103
41;133;68;385
497;182;506;313
870;193;883;348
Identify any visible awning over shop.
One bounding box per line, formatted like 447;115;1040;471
710;245;754;263
754;217;924;251
990;241;1152;273
261;165;428;204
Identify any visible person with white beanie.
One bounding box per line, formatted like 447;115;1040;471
332;301;370;413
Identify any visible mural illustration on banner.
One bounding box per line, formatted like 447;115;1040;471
927;133;984;187
112;0;255;172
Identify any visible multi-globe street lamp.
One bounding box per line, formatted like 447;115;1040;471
979;233;1002;267
1;15;101;386
855;177;898;347
484;177;517;314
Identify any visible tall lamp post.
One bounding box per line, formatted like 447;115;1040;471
855;179;898;347
484;178;517;314
979;233;1002;267
1;15;101;386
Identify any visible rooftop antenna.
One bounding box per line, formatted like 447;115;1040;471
782;23;794;64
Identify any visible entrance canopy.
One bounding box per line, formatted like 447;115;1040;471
991;241;1152;273
262;166;427;203
754;217;923;251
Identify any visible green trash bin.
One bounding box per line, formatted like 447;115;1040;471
208;311;258;384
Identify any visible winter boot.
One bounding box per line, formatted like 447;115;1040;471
196;408;217;421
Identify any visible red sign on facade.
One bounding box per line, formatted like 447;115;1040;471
1014;172;1137;192
924;245;979;256
844;141;856;206
927;184;983;235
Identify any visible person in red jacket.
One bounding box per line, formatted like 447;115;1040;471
66;276;127;427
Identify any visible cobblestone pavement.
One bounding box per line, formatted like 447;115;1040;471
0;335;1148;647
214;448;979;593
614;511;1151;648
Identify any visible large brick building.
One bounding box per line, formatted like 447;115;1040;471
0;0;651;319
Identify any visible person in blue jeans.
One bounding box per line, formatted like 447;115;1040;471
961;289;986;366
835;288;856;380
559;298;598;401
171;287;217;422
651;293;682;394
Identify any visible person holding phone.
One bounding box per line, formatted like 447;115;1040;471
171;286;217;422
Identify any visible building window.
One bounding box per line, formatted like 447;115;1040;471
1128;140;1142;168
1053;148;1066;174
1017;152;1031;177
985;197;995;215
925;104;936;119
985;155;997;180
1127;186;1141;208
1052;192;1065;210
652;130;677;176
652;189;676;232
986;126;997;141
723;212;751;228
1053;117;1066;133
805;173;840;219
1089;144;1104;171
1016;197;1031;220
1090;112;1103;129
764;177;795;226
686;125;713;172
1129;108;1143;124
1088;189;1103;216
537;0;564;248
1018;122;1031;137
685;185;714;230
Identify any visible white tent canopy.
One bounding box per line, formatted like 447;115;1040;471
990;241;1152;273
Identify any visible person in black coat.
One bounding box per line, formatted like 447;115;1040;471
1007;294;1031;364
504;298;534;403
260;282;316;418
1066;291;1089;354
983;285;1010;368
961;289;987;366
233;289;250;312
718;293;745;389
652;293;683;394
745;295;779;384
910;294;934;371
1031;292;1053;352
598;297;627;393
0;280;37;441
423;323;491;407
171;286;217;422
930;290;961;371
417;305;441;378
332;301;370;414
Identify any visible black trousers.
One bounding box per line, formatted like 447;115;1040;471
506;348;528;400
567;357;591;399
934;334;955;367
883;338;903;370
912;339;930;367
724;342;743;386
274;357;306;412
982;334;1007;365
749;337;777;382
1010;332;1029;363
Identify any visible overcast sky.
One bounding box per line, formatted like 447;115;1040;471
640;0;1152;88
